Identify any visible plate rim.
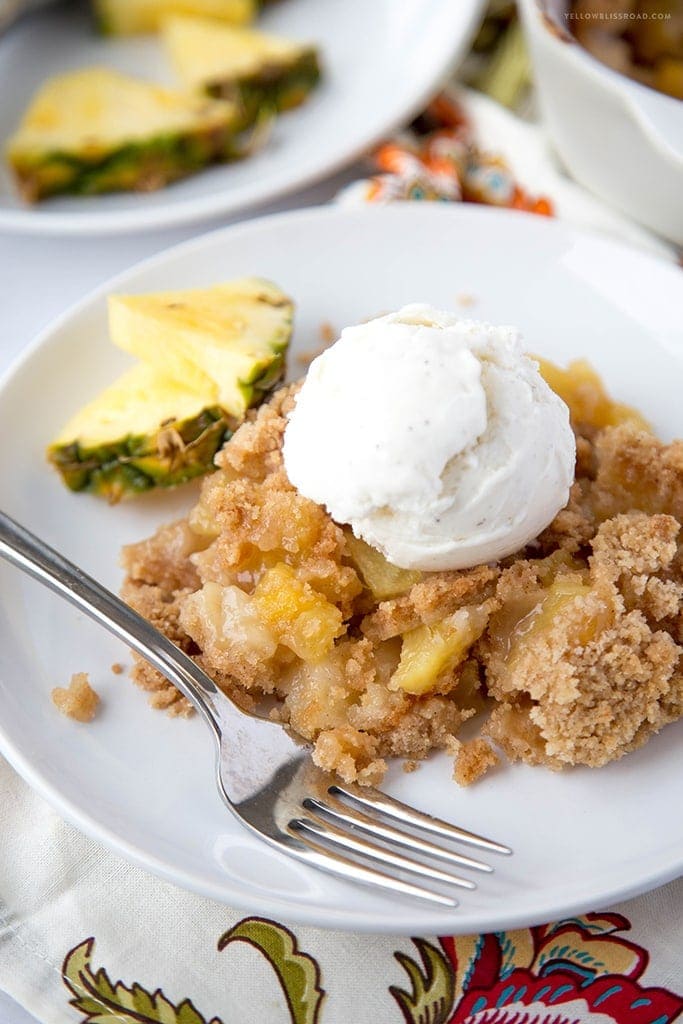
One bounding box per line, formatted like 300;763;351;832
1;201;682;934
0;0;485;238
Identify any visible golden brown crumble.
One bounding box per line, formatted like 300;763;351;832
51;672;100;723
111;662;124;675
452;738;499;786
121;364;683;786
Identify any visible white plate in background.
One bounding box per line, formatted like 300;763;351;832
0;203;682;934
0;0;484;235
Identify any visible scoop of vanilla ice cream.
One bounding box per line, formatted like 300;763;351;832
283;304;576;571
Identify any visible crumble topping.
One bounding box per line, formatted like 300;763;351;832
121;371;683;786
452;738;499;786
51;672;100;723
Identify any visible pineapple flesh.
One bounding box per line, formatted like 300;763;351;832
391;607;489;695
253;563;343;663
93;0;255;34
163;15;321;131
535;356;651;432
345;532;421;601
48;363;230;501
108;277;293;417
49;276;293;499
6;68;239;203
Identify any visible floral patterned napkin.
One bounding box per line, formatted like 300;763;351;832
0;760;682;1024
1;37;681;1024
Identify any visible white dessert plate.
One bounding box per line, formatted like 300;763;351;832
0;0;484;236
1;204;682;935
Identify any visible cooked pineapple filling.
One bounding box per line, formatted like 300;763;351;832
535;357;651;433
121;355;683;787
253;563;343;663
344;533;421;601
391;606;489;695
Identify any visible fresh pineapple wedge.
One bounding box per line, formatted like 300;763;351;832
5;68;238;203
391;607;489;695
48;364;231;502
108;277;293;417
163;15;321;131
93;0;255;34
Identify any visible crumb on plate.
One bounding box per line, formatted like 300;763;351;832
452;738;499;786
51;672;100;723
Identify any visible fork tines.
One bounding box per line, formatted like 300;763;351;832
286;782;511;907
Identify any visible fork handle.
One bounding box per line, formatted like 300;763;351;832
0;509;223;742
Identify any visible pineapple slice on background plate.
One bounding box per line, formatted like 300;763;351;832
162;15;321;131
49;277;293;499
93;0;256;34
5;68;239;203
48;363;231;502
109;277;293;417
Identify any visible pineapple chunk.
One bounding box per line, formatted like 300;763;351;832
182;581;277;658
391;606;488;695
253;563;343;663
163;15;321;131
507;575;612;670
48;363;230;501
5;68;239;203
109;277;292;417
345;532;421;601
93;0;255;34
535;356;651;433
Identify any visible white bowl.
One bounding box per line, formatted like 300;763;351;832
518;0;683;245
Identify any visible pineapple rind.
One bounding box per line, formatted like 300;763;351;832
208;50;321;131
10;131;239;203
49;407;230;501
163;16;321;131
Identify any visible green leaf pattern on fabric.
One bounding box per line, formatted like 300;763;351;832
62;937;221;1024
218;917;325;1024
62;921;325;1024
389;939;454;1024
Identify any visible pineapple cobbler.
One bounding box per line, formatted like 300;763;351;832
113;301;683;787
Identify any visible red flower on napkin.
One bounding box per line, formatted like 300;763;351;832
392;913;682;1024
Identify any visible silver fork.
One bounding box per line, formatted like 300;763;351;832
0;510;511;908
